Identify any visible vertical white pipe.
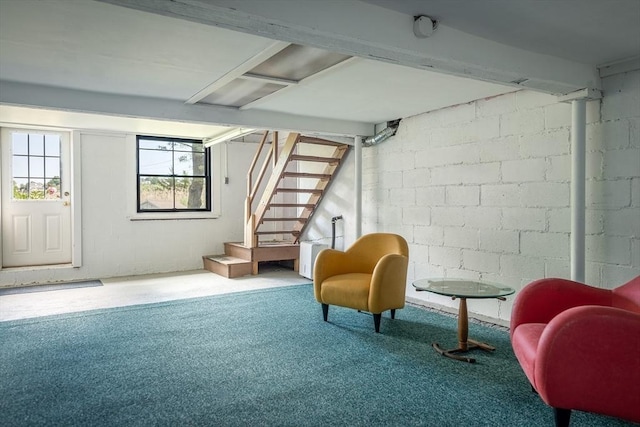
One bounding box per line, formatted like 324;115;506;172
571;99;586;283
354;136;363;239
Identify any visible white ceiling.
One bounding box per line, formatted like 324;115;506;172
362;0;640;66
0;0;638;139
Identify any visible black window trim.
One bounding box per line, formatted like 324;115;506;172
136;135;211;213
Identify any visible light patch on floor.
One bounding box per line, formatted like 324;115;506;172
0;266;310;322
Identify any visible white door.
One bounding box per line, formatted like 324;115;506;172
1;128;72;267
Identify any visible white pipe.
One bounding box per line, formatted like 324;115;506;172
354;136;363;239
570;99;586;283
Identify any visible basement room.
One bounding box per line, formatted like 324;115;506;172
1;1;638;426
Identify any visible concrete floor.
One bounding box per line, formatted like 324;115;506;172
0;265;311;322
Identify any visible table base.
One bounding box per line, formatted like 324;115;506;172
432;339;495;363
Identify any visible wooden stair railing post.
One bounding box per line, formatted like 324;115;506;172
243;197;254;248
273;131;278;168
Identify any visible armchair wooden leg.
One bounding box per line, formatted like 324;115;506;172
322;304;329;322
373;313;381;333
553;408;571;427
390;309;396;319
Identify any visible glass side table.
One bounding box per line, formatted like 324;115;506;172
413;278;515;363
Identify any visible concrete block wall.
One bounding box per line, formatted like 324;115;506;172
363;69;640;323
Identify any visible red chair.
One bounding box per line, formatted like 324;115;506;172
510;276;640;426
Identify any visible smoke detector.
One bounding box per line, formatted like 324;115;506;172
413;15;437;38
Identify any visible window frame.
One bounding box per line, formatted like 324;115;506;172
136;135;211;213
10;132;63;201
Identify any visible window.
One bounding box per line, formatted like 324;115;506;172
11;132;62;200
136;136;210;212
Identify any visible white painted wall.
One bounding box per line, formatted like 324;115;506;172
309;69;639;324
0;134;255;286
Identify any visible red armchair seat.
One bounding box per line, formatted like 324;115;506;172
510;276;640;426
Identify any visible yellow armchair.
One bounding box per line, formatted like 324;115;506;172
313;233;409;332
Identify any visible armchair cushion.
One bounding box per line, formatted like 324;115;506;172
321;273;371;311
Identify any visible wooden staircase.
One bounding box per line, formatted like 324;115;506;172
203;131;350;277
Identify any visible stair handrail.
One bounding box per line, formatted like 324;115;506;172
244;131;286;247
246;131;270;204
249;148;274;203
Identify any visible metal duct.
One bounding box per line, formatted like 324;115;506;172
362;119;401;147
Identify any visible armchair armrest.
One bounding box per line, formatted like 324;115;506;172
535;306;640;422
510;278;612;334
369;254;409;313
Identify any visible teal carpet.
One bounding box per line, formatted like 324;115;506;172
0;284;633;426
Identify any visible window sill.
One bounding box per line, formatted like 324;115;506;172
128;212;220;221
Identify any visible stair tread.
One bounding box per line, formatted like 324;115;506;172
282;172;331;179
290;154;340;163
276;188;323;193
225;241;299;248
204;255;251;265
298;136;348;147
255;230;301;235
268;203;315;207
262;217;306;221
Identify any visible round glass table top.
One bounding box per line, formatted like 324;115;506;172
413;278;515;299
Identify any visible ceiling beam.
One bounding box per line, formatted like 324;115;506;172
97;0;601;94
0;80;372;137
